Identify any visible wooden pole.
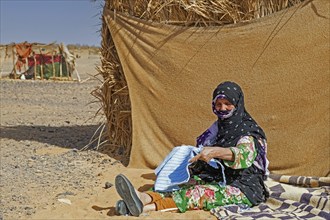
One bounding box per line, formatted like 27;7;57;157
65;57;69;80
5;46;9;59
12;46;16;79
33;54;37;80
52;51;55;79
24;57;28;72
59;55;63;77
39;48;43;80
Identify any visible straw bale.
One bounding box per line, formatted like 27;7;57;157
94;0;303;165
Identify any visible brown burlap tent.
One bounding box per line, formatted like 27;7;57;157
96;0;329;176
93;0;329;218
0;42;79;80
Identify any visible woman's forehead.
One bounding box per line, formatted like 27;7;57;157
215;97;233;104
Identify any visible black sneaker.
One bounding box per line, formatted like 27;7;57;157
115;200;130;216
115;174;143;217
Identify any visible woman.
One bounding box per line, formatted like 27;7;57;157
114;81;269;216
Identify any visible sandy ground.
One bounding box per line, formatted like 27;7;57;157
0;50;216;220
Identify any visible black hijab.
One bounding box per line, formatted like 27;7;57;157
212;81;266;147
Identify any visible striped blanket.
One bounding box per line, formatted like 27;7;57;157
211;174;330;219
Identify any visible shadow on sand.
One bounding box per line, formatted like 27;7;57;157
0;124;131;164
0;124;102;150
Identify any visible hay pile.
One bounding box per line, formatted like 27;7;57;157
93;0;303;165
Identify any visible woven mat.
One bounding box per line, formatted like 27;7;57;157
210;174;330;219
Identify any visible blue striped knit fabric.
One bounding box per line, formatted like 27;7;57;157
154;145;223;192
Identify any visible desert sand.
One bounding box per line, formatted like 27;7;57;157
0;49;215;219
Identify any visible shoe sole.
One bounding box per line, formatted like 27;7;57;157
115;174;143;217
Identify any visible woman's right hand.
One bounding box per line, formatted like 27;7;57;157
189;147;217;163
189;146;234;163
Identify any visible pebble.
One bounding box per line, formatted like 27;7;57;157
104;182;113;189
56;191;76;197
101;158;111;164
111;160;121;165
58;198;72;205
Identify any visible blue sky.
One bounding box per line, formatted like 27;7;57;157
0;0;103;46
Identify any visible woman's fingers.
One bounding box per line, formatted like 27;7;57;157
189;153;210;163
190;148;214;163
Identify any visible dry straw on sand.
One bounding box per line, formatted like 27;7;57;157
93;0;302;165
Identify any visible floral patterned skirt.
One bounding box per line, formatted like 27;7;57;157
170;177;252;213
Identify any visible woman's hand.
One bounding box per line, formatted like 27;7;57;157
189;146;234;163
189;147;218;163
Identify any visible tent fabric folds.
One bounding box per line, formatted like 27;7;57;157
103;0;329;177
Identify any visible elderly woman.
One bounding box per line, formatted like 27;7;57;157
114;81;269;216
